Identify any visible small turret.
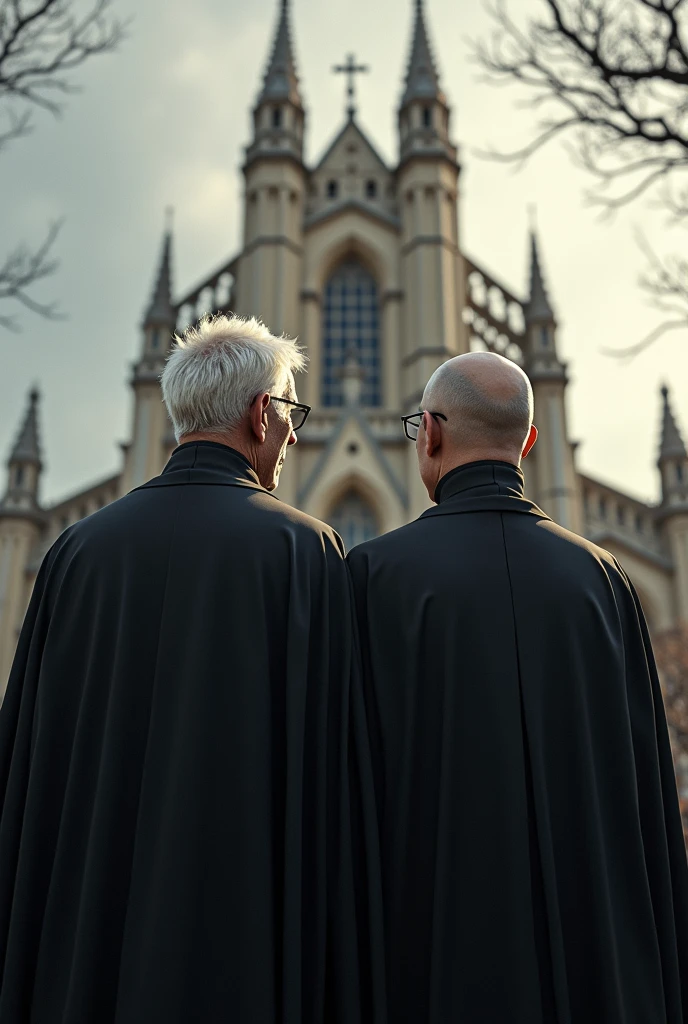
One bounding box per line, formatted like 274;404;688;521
234;0;306;337
140;217;176;362
1;387;43;515
656;385;688;624
0;387;46;696
398;0;457;167
658;384;688;508
144;226;174;325
520;230;581;532
245;0;305;168
523;230;565;382
121;223;178;494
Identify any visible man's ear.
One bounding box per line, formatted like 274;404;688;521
424;412;442;458
522;423;538;459
250;393;270;444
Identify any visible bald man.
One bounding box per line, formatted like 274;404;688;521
347;352;688;1024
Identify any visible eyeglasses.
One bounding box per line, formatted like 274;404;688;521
268;395;312;431
401;410;448;441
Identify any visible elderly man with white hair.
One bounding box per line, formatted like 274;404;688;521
0;315;385;1024
348;351;688;1024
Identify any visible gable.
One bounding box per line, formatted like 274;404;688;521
297;409;407;535
305;119;398;225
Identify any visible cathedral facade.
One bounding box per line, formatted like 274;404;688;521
2;0;688;695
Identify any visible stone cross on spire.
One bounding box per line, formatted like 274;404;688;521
333;53;369;120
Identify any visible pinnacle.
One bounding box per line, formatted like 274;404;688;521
258;0;302;109
143;224;176;328
659;384;687;462
524;231;555;323
401;0;444;107
10;387;42;468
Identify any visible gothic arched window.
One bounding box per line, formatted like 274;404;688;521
328;490;379;552
322;261;381;407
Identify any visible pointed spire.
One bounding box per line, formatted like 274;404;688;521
9;387;42;469
258;0;302;108
659;385;687;462
144;214;175;327
524;231;555;323
401;0;444;106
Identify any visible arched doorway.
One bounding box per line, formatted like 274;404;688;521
328;489;379;552
322;260;381;407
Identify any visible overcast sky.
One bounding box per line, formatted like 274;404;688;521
1;0;687;506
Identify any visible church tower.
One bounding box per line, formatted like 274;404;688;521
234;0;306;339
120;223;177;495
522;231;582;533
0;389;45;694
657;385;688;622
398;0;466;413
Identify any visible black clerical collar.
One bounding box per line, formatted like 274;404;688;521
141;440;265;491
434;460;525;505
172;440;254;471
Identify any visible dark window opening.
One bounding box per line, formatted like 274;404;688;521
327;180;338;199
599;496;607;519
272;107;282;128
677;463;685;483
366;180;377;199
422;106;432;128
14;466;24;488
151;329;160;350
616;506;626;526
540;327;549;348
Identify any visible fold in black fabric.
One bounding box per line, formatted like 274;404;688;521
348;459;688;1024
0;441;386;1024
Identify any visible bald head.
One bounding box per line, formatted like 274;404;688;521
423;351;533;458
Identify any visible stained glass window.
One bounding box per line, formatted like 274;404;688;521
322;261;381;407
328;490;379;552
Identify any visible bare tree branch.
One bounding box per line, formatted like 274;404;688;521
602;230;688;356
470;0;688;355
470;0;688;213
0;0;126;120
0;0;126;331
0;220;64;330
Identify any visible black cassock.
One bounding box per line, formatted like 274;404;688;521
0;442;385;1024
348;459;688;1024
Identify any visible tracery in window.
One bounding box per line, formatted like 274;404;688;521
322;261;381;407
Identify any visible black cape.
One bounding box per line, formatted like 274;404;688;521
0;442;385;1024
348;460;688;1024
